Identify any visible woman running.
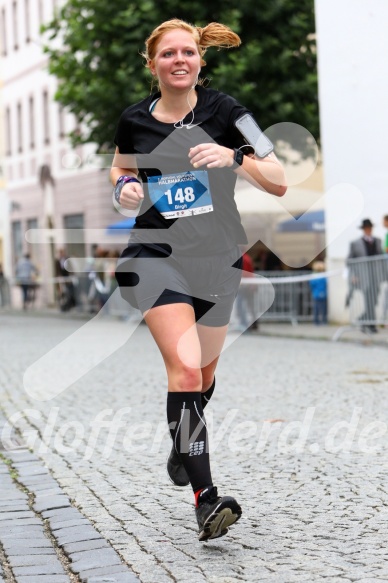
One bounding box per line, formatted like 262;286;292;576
111;18;286;541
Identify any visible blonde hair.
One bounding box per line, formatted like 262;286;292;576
142;19;241;68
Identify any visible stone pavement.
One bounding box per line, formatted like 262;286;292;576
1;312;388;582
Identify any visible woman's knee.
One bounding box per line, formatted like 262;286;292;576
168;365;203;392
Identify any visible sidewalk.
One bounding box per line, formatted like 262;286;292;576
0;437;139;583
257;321;388;345
3;306;388;346
0;403;139;583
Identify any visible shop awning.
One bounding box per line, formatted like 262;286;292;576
277;210;325;233
106;217;136;234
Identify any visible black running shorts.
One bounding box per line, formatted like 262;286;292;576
116;244;242;327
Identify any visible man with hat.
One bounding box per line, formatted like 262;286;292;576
347;218;384;332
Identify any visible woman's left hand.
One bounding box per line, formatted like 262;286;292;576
189;144;234;169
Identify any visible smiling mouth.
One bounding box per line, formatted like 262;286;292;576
172;71;189;75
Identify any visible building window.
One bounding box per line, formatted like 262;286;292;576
12;1;18;50
43;90;50;144
1;8;7;56
63;214;85;259
27;218;38;231
17;102;23;153
29;96;35;149
25;0;30;42
12;221;23;265
5;107;12;156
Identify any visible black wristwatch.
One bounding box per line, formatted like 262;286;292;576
231;148;244;169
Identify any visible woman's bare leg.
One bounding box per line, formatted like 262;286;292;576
144;302;215;494
196;323;228;391
144;302;202;391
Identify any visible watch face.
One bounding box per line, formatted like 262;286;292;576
234;148;244;166
243;145;255;156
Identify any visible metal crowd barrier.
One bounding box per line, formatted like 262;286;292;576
72;269;316;324
333;254;388;339
52;275;138;319
239;270;315;326
22;257;388;334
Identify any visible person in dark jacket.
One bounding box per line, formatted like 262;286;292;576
15;254;38;310
347;218;384;332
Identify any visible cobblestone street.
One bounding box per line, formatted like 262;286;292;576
1;313;388;582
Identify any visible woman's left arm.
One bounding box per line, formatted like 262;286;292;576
189;144;287;197
237;150;287;197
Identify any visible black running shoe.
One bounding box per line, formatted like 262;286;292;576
167;445;190;487
195;486;242;542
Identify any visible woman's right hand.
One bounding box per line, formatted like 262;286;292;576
119;182;144;210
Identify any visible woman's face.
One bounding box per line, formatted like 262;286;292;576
150;29;201;92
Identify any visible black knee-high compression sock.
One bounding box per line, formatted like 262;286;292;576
201;377;215;409
167;391;213;494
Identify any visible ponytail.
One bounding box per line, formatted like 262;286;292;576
197;22;241;51
196;22;241;65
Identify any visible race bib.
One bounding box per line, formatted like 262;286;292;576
148;170;213;219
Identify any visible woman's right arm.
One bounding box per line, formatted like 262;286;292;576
110;146;144;210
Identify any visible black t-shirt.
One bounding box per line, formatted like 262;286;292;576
114;85;255;255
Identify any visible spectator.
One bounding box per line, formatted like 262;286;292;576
55;248;68;277
88;247;111;311
383;215;388;253
309;260;328;325
235;250;258;331
0;264;10;307
263;249;282;271
347;218;384;333
382;216;388;321
15;254;39;310
55;249;76;312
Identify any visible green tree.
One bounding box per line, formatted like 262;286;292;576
43;0;318;154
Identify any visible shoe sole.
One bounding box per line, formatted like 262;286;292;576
199;501;242;542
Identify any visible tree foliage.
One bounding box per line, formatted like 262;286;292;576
43;0;318;154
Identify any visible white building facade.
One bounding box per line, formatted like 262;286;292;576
1;0;119;306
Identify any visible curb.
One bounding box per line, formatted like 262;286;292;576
0;424;139;583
